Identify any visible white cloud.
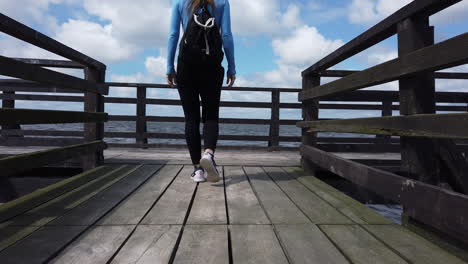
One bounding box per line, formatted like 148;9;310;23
55;19;139;63
230;0;282;35
82;0;172;47
431;0;468;25
281;4;302;29
145;56;167;77
348;0;411;25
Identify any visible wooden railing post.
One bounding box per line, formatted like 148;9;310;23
1;91;22;137
397;16;439;183
301;73;320;173
83;67;105;170
376;99;392;143
136;86;148;148
268;89;280;149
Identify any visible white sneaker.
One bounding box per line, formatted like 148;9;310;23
191;168;206;183
200;152;220;183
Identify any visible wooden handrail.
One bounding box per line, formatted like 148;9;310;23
0;14;105;70
302;0;462;76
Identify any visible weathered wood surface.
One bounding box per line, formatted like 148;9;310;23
230;225;288;264
298;113;468;139
0;108;108;125
0;55;106;94
300;33;468;101
0;164;464;263
12;58;84;69
301;144;468;244
0;141;107;177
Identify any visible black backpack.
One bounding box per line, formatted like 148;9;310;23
179;0;224;66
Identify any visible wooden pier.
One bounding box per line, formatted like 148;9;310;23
1;160;466;263
1;0;468;263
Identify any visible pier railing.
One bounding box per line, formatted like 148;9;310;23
2;81;468;156
299;0;468;244
0;13;108;180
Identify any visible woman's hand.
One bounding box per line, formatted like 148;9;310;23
226;74;236;88
167;73;177;88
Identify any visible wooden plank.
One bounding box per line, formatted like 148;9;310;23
397;16;439;185
230;225;288;264
302;74;320;172
0;108;108;125
275;224;349;264
12;58;84;69
141;166;196;224
0;137;83;147
0;14;105;70
187;166;226;225
320;225;408;263
136;86;148;145
0;141;106;177
302;0;462;75
174;225;228;263
48;225;134;264
269;89;280;147
363;225;466;264
224;166;269;224
0;93;84;102
0;165;135;251
283;166;394;224
0;165;117;223
0;226;86;264
0;55;106;94
47;165;160;226
321;70;468;79
110;225;181;264
264;167;353;224
243;166;309;224
298;113;468;139
300;33;468;101
300;145;468;243
98;165;181;225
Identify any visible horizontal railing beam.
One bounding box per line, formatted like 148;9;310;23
0;14;105;70
300;144;468;244
12;58;85;69
298;113;468;139
302;0;462;75
320;70;468;79
0;109;108;125
300;33;468;101
0;141;106;177
0;56;108;95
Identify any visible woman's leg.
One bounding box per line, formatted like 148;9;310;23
177;62;202;165
200;65;225;153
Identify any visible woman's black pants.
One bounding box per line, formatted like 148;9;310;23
176;58;224;165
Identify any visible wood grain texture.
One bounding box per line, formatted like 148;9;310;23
0;226;85;264
230;225;288;264
264;166;352;224
47;165;157;226
283;166;394;224
174;225;229;264
224;166;269;224
363;225;466;264
49;225;134;264
275;224;349;264
0;165;116;223
243;166;309;224
321;225;408;264
98;165;181;225
111;225;181;264
187;166;226;225
141;166;196;224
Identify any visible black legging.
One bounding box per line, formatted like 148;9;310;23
176;58;225;164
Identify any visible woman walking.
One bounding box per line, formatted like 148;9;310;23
167;0;236;183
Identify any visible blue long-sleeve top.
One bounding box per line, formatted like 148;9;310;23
167;0;236;75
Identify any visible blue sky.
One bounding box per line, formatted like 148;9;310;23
0;0;467;118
